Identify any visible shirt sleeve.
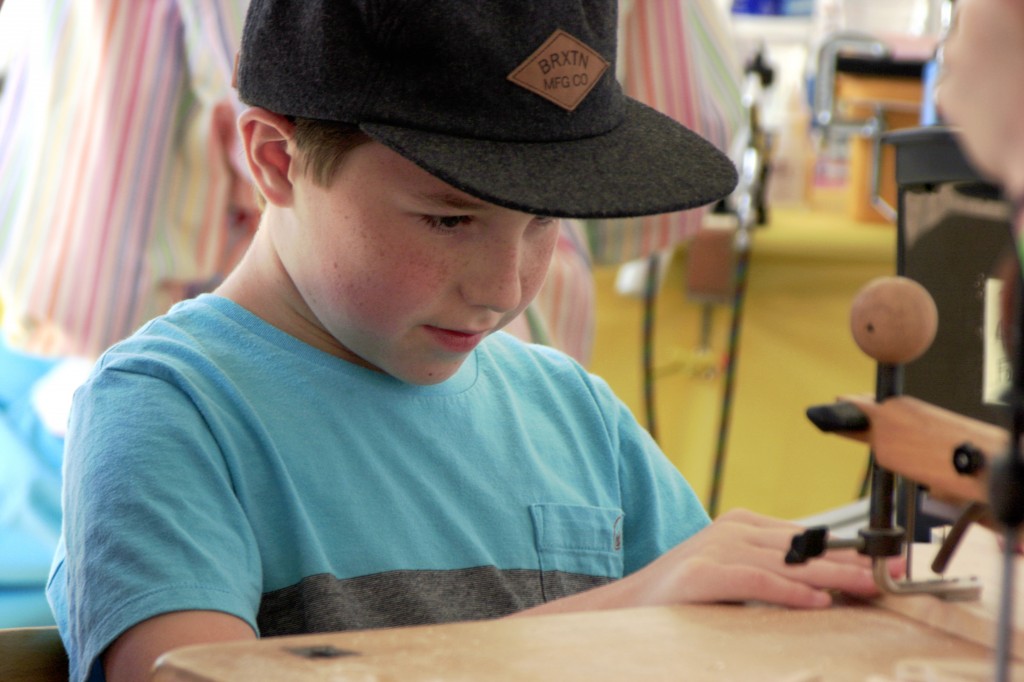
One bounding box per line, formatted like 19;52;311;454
52;362;262;682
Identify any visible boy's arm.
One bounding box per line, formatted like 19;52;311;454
512;508;897;617
103;610;255;682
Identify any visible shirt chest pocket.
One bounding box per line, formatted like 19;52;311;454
529;503;624;601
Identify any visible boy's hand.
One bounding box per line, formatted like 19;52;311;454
514;508;903;619
633;508;898;609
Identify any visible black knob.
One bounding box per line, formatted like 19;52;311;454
786;527;829;564
952;442;985;476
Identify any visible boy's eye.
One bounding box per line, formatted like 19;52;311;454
436;216;466;228
423;215;470;232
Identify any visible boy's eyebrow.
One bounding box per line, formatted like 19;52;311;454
414;190;493;212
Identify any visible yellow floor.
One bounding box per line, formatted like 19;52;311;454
587;206;897;520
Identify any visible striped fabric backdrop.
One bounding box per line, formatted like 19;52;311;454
525;219;596;365
0;0;250;358
587;0;745;265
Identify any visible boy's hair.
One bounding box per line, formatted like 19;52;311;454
249;118;369;210
237;0;738;219
292;118;371;187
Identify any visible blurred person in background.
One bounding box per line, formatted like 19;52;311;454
936;0;1024;213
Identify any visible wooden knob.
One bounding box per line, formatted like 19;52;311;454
849;276;938;365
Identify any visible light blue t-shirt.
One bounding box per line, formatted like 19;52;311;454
48;295;709;682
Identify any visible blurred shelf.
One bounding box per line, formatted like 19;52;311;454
730;14;813;45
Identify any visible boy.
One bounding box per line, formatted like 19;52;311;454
48;1;885;681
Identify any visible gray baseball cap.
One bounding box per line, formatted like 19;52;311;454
237;0;738;219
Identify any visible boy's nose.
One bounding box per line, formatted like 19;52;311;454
459;243;523;313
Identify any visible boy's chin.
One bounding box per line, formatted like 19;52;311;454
386;359;467;386
332;343;466;385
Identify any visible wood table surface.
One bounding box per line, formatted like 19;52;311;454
876;524;1024;662
152;598;1021;681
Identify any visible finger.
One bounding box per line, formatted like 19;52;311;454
679;560;833;610
739;524;868;564
767;547;880;595
698;518;874;569
691;533;879;598
696;511;895;595
715;508;802;531
787;559;879;597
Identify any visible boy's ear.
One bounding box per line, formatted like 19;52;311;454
239;108;297;207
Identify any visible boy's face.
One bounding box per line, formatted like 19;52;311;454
278;140;561;385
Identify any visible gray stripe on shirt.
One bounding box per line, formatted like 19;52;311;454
258;566;612;635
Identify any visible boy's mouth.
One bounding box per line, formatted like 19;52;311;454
423;325;487;353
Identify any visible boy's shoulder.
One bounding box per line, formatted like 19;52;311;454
483;330;587;373
479;331;611;402
86;295;282;395
95;295;232;363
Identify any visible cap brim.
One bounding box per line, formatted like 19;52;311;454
361;99;738;220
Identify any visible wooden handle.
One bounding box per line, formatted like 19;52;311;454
836;394;1006;505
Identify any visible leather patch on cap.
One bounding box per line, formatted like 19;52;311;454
508;30;610;112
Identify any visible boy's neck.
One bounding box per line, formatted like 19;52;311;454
215;226;378;371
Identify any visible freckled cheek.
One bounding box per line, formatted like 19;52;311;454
521;234;559;300
519;264;547;305
327;252;449;332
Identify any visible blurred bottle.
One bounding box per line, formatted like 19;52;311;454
768;81;813;206
732;0;813;16
732;0;780;15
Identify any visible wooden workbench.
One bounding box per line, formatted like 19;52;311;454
153;523;1024;681
152;597;1017;681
